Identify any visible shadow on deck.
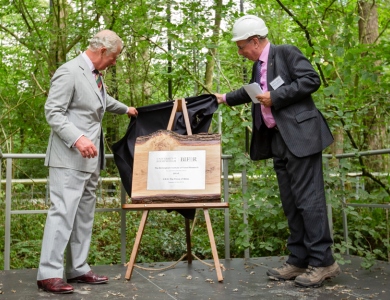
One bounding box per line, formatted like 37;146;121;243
0;255;388;299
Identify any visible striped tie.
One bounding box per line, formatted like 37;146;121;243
93;69;103;94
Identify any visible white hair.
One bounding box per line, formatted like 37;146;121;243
89;30;123;54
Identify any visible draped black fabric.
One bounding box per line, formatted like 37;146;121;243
111;94;218;219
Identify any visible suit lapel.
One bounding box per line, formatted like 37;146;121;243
77;55;106;110
100;77;107;110
267;44;276;91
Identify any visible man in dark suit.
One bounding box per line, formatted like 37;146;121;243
215;15;341;287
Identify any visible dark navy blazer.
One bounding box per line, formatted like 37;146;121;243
226;44;333;160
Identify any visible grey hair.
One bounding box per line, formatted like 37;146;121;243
89;30;123;54
254;34;268;40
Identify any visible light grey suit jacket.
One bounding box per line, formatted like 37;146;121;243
44;54;128;173
226;44;333;160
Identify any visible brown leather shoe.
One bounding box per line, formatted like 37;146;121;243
267;262;307;280
295;262;341;287
67;270;108;284
37;278;74;294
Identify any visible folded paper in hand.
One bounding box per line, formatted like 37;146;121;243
243;82;263;104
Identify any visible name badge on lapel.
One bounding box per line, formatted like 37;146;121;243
270;75;284;90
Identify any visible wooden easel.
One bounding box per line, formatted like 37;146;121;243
122;99;228;282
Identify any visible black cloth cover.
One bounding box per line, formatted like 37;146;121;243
112;94;218;219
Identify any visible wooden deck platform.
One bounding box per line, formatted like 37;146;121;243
0;255;388;299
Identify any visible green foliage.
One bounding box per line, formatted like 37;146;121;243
226;162;290;257
1;167;390;271
1;0;390;272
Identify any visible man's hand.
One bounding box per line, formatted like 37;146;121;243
127;107;138;118
74;136;98;158
256;91;272;107
214;93;225;105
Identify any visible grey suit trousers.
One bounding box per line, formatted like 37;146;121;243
271;130;335;268
37;164;100;280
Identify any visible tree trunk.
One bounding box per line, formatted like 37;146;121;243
357;1;385;171
48;0;68;76
204;0;222;93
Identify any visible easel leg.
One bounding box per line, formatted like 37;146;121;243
125;210;149;280
185;218;192;264
203;208;223;282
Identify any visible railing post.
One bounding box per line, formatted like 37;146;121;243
120;184;127;264
5;157;12;270
324;157;334;240
223;155;231;260
242;168;249;259
327;203;334;240
341;178;349;255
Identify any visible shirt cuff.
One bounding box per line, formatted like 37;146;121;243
73;135;84;147
222;94;228;105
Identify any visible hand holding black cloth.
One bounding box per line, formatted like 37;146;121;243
111;94;219;219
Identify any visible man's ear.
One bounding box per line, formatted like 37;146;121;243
100;47;107;56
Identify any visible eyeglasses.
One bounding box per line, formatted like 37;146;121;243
237;38;254;50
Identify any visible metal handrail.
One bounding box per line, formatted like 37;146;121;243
1;153;233;270
323;149;390;255
2;149;390;269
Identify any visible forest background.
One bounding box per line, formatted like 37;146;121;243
0;0;389;270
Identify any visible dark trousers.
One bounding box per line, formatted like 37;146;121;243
271;130;335;267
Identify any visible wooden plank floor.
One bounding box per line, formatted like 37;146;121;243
0;255;388;299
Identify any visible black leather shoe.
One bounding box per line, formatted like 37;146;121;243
67;270;108;284
37;278;74;294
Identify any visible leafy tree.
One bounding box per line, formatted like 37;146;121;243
1;0;390;268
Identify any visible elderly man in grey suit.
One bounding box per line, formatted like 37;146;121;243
215;15;341;287
37;29;138;294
